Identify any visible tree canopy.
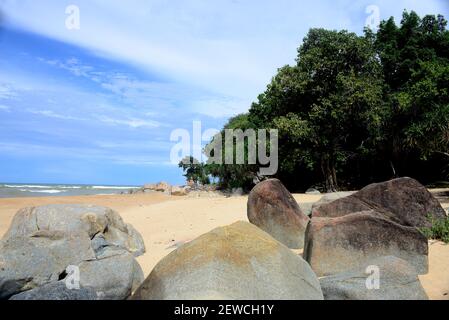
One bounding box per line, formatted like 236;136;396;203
202;11;449;192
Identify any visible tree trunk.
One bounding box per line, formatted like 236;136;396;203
321;156;338;192
389;160;397;178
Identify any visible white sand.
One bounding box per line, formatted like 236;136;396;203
0;192;447;300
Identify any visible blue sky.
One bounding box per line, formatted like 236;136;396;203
0;0;448;185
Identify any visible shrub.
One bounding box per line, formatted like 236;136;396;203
420;214;449;243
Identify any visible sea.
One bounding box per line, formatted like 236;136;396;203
0;183;139;198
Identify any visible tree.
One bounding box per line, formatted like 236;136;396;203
204;114;259;190
207;11;449;191
250;29;384;191
178;156;210;185
374;11;449;177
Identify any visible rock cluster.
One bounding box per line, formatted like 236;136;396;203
245;177;443;300
304;178;447;280
0;204;145;300
131;181;178;195
1;177;444;301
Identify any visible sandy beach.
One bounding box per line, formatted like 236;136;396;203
0;192;448;300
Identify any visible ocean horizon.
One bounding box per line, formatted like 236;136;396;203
0;183;140;198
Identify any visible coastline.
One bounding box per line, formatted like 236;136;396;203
0;191;448;300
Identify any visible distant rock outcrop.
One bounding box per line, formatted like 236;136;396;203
155;181;172;194
312;178;446;228
304;211;429;276
320;256;429;300
247;179;310;249
171;186;188;196
306;188;321;195
0;204;145;300
131;221;323;300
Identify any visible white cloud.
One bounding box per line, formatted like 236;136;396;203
0;0;352;106
2;0;447;119
37;56;194;110
26;109;86;120
0;83;17;99
96;115;161;129
25;107;162;129
38;57;94;78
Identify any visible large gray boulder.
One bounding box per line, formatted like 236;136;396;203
312;178;446;228
131;221;323;300
0;204;145;300
0;231;94;299
9;281;99;300
78;248;144;300
247;179;310;249
320;256;429;300
2;204;145;257
304;211;428;277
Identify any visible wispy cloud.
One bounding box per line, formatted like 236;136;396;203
3;0;447;105
0;105;11;112
26;109;86;121
96;115;161;129
38;57;94;78
0;83;17;99
25;106;162;129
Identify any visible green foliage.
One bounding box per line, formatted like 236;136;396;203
178;156;210;185
420;214;449;243
203;11;449;192
375;11;449;167
204;114;258;190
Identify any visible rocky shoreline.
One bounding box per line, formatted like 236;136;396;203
126;181;245;198
0;177;448;300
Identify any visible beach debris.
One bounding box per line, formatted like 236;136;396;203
247;179;310;249
312;177;446;228
0;204;145;300
319;256;428;300
304;211;429;277
131;221;323;300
